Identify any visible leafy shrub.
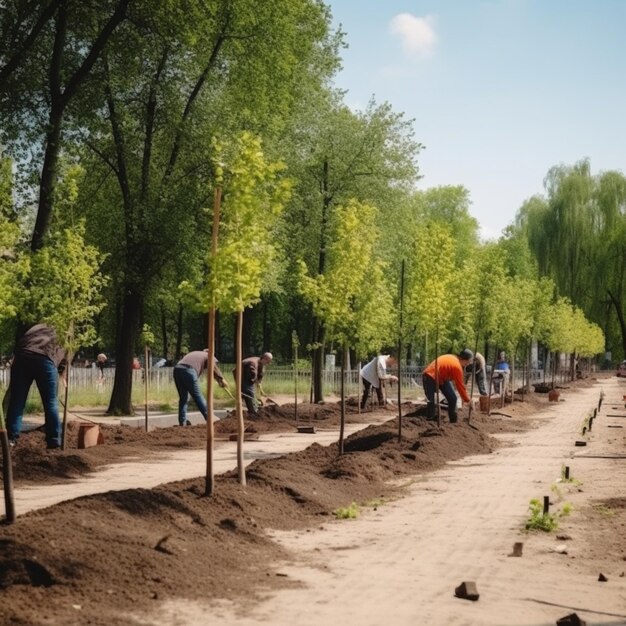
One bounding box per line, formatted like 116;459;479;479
334;502;359;519
525;498;573;532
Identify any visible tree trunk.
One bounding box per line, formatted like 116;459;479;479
160;303;168;359
107;289;142;415
262;298;271;352
32;105;63;251
215;310;222;359
312;318;325;403
243;306;254;356
175;302;183;359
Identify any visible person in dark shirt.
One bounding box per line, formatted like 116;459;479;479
173;350;228;426
7;324;67;449
233;353;273;417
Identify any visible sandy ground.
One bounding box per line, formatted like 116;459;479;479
133;377;626;626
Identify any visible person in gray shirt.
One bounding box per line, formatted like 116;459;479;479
173;350;228;426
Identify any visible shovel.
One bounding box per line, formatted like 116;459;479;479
224;386;268;408
258;385;278;406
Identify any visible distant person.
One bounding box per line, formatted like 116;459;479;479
464;351;487;396
422;349;474;423
359;354;398;409
173;350;228;426
493;351;510;395
234;353;273;417
96;353;107;379
7;324;67;449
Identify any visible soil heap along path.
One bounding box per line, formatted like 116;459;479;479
0;375;624;626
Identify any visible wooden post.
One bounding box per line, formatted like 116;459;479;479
397;259;405;441
338;343;346;455
144;343;149;432
564;466;570;480
235;310;246;486
0;395;15;522
293;334;298;425
205;186;221;496
543;495;550;515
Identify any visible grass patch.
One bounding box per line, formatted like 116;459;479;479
333;502;360;520
592;504;615;517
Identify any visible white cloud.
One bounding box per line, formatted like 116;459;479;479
389;13;438;58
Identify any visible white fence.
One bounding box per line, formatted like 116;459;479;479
0;364;546;397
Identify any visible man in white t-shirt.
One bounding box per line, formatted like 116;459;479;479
360;354;398;409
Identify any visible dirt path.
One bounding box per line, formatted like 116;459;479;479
135;378;626;626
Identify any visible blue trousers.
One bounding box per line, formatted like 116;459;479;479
173;365;208;425
422;375;458;419
7;355;61;447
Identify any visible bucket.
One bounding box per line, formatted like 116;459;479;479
479;396;490;413
78;422;100;448
548;390;560;402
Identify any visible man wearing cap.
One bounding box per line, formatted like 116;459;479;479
422;349;474;423
173;350;228;426
234;352;273;417
464;351;487;396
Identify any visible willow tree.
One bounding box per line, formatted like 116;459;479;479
518;161;626;360
298;198;394;453
594;171;626;358
181;132;290;491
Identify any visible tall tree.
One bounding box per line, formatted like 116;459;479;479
281;98;421;401
298;198;394;452
74;0;339;413
181;132;290;490
0;0;131;250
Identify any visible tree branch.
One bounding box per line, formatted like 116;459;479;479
0;0;63;90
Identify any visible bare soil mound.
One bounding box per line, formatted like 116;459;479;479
1;414;500;626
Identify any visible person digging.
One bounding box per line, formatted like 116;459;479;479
233;352;273;418
359;354;398;410
422;349;474;424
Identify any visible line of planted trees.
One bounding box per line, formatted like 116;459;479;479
0;1;620;422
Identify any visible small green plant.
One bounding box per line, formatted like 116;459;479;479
550;483;563;500
333;502;360;519
592;504;615;517
525;498;573;532
559;465;583;487
365;498;384;508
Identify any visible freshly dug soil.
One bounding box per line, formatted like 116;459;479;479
0;376;603;625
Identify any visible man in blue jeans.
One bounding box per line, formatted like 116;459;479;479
7;324;67;449
173;350;228;426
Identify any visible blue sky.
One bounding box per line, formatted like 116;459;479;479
326;0;626;240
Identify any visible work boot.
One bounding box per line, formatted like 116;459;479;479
426;402;436;421
449;413;459;424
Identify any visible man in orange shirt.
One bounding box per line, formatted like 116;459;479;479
422;349;474;423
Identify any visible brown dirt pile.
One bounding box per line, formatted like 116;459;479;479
0;414;500;626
